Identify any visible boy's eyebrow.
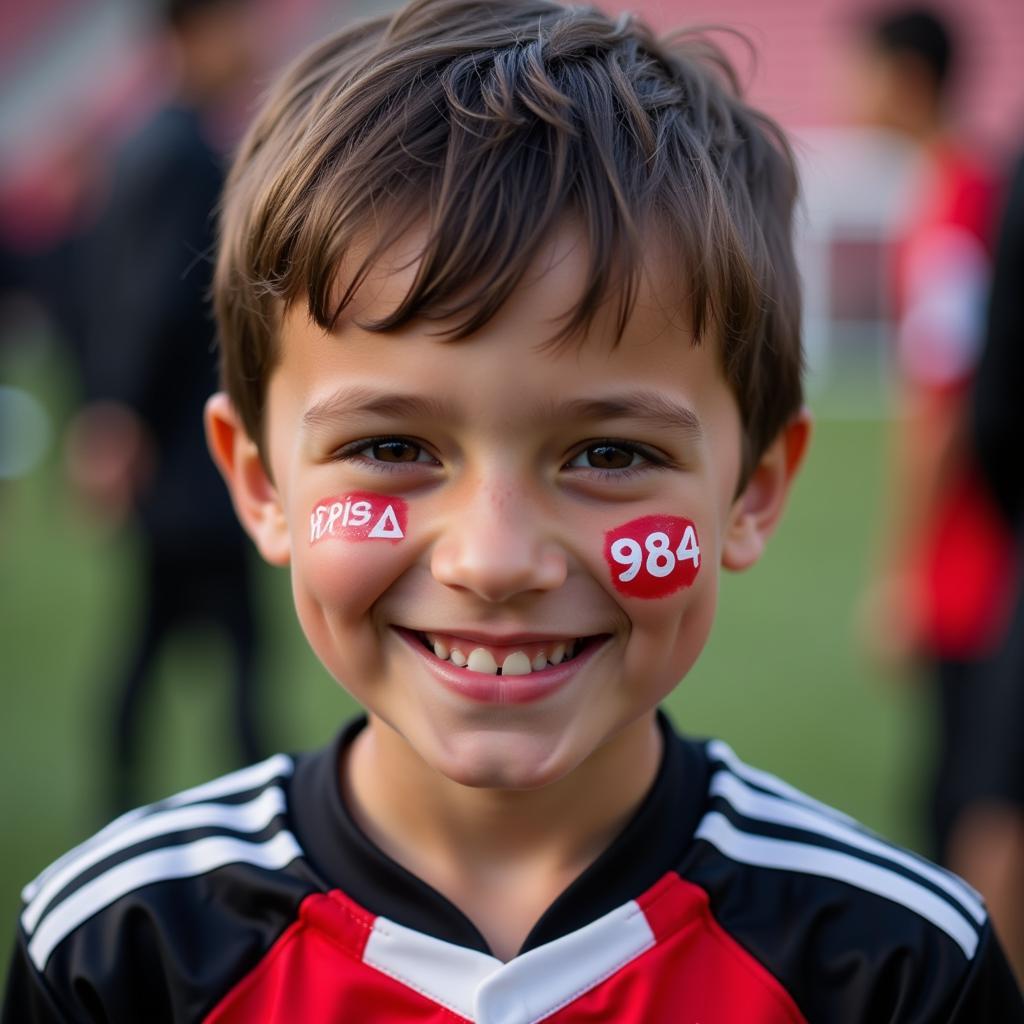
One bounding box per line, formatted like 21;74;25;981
302;386;703;440
302;386;455;428
554;392;704;441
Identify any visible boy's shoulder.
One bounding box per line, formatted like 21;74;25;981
7;753;320;1022
676;733;1015;1022
5;724;1022;1023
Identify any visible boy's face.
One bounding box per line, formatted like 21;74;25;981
844;43;939;137
211;227;806;789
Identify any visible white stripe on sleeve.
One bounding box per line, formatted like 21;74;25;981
21;753;293;905
695;812;979;960
709;770;985;925
27;831;302;971
23;787;288;935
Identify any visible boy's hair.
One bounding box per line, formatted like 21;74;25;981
160;0;244;30
865;7;955;95
215;0;802;483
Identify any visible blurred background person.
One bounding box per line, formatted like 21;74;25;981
852;6;1017;879
966;146;1024;982
64;0;268;813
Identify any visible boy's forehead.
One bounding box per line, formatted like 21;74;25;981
271;244;733;448
311;221;696;359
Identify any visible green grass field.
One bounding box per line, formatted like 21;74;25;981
0;349;931;983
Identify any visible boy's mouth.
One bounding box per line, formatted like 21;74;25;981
412;630;603;675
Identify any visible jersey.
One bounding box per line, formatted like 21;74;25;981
4;713;1022;1023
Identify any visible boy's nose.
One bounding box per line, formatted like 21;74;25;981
430;482;567;603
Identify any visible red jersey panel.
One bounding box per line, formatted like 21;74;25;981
543;875;806;1024
207;877;806;1024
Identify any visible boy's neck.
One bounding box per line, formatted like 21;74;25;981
340;713;664;959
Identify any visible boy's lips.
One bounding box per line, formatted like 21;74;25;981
394;627;611;704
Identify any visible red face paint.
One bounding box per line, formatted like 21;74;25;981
604;515;701;599
310;493;408;545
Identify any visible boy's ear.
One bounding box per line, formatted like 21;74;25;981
205;392;291;566
721;408;812;573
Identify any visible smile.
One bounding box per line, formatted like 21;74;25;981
416;631;598;675
394;627;610;705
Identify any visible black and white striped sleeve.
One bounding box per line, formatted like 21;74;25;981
2;754;315;1023
683;739;1024;1022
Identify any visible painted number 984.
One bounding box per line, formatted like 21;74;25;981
604;516;701;599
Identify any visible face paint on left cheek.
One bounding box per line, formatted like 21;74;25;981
604;515;701;598
309;492;408;545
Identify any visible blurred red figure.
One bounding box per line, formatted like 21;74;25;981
968;147;1024;983
65;0;268;812
853;0;1016;903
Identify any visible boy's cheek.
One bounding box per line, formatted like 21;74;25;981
597;511;717;669
297;492;412;612
623;581;717;692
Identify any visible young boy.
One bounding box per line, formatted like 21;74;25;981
5;0;1022;1019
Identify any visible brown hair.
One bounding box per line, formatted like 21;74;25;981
215;0;803;481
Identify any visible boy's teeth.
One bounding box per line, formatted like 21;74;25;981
501;652;532;676
422;632;588;674
467;648;498;674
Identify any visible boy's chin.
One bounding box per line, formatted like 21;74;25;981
421;727;585;792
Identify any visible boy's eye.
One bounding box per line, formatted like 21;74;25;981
332;436;438;467
567;443;644;470
367;439;427;463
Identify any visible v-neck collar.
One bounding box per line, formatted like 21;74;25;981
289;709;708;957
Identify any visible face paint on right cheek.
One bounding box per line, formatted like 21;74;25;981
604;515;701;598
309;492;408;545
